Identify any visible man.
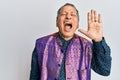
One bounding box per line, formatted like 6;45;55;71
30;3;111;80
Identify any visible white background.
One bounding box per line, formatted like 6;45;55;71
0;0;120;80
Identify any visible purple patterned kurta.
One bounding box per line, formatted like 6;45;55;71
35;32;92;80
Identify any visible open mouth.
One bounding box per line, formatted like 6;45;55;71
64;22;72;32
64;21;72;29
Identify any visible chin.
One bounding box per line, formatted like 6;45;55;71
63;33;74;38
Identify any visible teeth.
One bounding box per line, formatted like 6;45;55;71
65;22;71;24
65;22;72;26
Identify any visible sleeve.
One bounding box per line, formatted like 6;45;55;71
91;37;112;76
30;47;40;80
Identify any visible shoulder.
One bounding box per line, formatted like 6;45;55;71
36;32;58;44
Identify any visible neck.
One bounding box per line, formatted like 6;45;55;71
58;32;73;41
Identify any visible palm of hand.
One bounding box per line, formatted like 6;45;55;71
78;10;103;42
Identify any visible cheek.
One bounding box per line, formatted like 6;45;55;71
75;19;79;23
74;20;79;28
57;19;62;27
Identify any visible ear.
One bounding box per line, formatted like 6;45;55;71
56;20;58;27
77;23;79;28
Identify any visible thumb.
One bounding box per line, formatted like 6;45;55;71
78;29;88;36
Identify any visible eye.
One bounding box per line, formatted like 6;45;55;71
71;13;77;16
60;13;66;16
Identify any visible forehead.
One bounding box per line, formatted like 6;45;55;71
60;5;77;13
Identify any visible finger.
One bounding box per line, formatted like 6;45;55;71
98;14;102;23
94;10;98;22
91;9;94;22
78;29;88;36
88;12;91;24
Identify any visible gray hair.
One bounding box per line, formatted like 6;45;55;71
56;3;79;21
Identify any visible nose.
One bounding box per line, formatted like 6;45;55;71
66;13;72;19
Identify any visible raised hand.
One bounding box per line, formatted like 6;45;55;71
78;10;103;42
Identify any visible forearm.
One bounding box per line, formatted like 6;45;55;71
91;37;112;76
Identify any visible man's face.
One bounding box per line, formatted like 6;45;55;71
57;5;79;40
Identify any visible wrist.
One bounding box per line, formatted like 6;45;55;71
92;37;103;42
